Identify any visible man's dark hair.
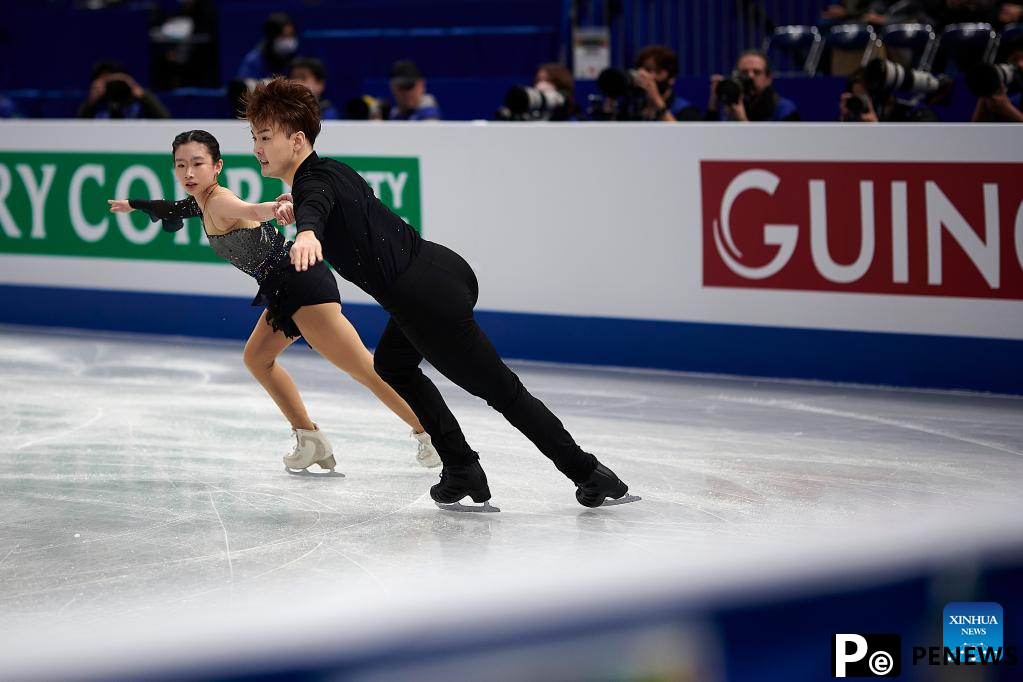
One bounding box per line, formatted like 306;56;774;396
244;76;321;146
172;130;222;164
289;57;327;83
635;45;679;79
91;60;127;80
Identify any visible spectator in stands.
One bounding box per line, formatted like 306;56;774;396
821;1;926;25
388;60;441;120
237;12;298;79
1001;3;1023;24
971;37;1023;121
78;60;170;119
706;50;800;121
633;45;700;121
289;58;339;120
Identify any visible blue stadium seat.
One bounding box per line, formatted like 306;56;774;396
762;25;824;76
827;23;882;67
880;23;940;71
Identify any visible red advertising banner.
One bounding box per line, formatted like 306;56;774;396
701;161;1023;299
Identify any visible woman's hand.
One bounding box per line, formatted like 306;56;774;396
273;199;295;225
291;231;323;272
107;199;134;213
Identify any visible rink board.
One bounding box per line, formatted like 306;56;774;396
0;121;1021;392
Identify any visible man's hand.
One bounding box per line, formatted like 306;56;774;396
634;69;664;108
275;192;293;204
291;231;323;272
726;97;748;122
840;93;879;122
708;74;724;111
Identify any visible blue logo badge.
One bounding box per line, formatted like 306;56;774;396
943;602;1003;663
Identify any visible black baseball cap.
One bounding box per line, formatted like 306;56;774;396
390;59;422;89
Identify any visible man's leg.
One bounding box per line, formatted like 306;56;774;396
399;312;598;484
373;316;477;466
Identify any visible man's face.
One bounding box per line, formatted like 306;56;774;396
390;79;424;110
251;123;297;179
290;67;324;97
737;54;771;95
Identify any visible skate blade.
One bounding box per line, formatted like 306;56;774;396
434;500;501;513
599;493;642;507
285;466;346;478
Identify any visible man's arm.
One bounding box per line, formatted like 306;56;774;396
290;174;337;272
293;176;335;241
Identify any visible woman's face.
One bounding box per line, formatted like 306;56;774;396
173;141;222;195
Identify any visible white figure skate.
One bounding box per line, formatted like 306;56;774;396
284;424;344;477
412;430;442;468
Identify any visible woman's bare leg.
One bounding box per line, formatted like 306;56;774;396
242;312;314;431
292;303;424;432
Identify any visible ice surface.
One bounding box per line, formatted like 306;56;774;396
0;326;1021;678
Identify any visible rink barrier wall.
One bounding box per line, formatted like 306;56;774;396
2;283;1020;395
1;121;1021;394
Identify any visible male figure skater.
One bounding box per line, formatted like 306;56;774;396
246;77;635;510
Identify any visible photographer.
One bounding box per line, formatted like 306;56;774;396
78;60;170;119
970;38;1023;122
706;50;800;122
590;45;698;121
497;62;577;121
840;68;880;122
633;45;699;121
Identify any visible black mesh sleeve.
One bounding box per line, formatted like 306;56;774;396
128;197;201;233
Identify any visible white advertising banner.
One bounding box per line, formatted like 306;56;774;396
0;120;1021;342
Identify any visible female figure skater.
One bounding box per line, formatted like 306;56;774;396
108;130;440;475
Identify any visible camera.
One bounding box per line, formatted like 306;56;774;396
101;78;135;117
966;62;1023;97
500;86;568;120
596;68;644;98
845;93;871;119
864;58;954;104
345;95;389;120
715;73;753;106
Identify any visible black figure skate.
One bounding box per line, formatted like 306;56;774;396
431;461;500;513
575;463;640;507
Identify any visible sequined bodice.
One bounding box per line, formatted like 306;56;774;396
208;222;291;284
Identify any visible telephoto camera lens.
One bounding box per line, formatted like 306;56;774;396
966;62;1023;97
505;86;567;117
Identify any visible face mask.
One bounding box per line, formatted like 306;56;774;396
273;36;298;57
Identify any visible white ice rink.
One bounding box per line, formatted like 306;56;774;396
1;327;1022;681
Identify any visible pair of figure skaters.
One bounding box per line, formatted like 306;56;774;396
110;77;635;511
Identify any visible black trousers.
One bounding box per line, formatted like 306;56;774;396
373;241;598;483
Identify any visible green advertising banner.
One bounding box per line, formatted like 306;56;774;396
0;152;421;263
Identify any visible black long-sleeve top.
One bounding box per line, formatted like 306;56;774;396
292;152;420;299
